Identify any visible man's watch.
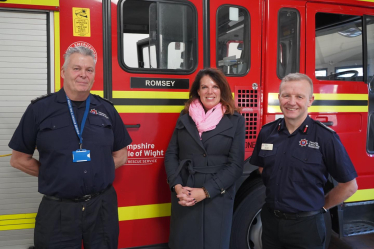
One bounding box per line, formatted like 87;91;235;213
322;207;328;213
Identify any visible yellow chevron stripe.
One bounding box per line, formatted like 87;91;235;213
0;203;171;231
345;189;374;203
0;213;37;231
54;11;61;92
268;106;368;113
268;93;368;113
358;0;374;2
118;203;171;221
2;189;374;232
115;105;183;113
268;93;368;100
0;0;59;6
93;91;236;113
0;213;36;221
113;91;188;99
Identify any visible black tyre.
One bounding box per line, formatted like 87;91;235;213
230;178;331;249
230;178;265;249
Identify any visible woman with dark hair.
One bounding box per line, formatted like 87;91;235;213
164;68;245;249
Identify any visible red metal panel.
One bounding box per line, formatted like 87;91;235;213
118;217;170;248
60;0;103;91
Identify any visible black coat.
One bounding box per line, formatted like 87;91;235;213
164;111;245;249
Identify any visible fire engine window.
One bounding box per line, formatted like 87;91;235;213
120;0;197;72
368;114;374;153
315;13;363;81
216;6;250;76
277;8;300;79
366;15;374;154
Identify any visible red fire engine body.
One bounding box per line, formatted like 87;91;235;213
0;0;374;248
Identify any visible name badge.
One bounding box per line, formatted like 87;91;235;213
73;149;91;162
261;143;273;150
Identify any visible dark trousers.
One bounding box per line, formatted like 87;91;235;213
34;186;119;249
261;204;326;249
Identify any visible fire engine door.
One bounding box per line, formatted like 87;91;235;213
306;3;374;185
110;0;202;248
208;0;262;156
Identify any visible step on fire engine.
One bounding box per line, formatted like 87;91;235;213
0;0;373;248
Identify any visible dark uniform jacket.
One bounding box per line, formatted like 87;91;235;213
250;116;357;213
9;88;132;198
164;111;245;249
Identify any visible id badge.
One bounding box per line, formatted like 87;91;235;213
72;149;91;162
261;143;273;150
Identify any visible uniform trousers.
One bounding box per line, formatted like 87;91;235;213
34;186;119;249
261;204;326;249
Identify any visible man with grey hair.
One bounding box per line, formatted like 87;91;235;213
250;73;358;249
9;46;132;248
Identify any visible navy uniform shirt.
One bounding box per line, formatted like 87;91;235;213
250;116;357;213
9;88;132;198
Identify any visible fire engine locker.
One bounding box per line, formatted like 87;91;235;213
0;9;52;248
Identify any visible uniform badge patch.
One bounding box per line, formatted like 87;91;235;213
299;139;308;147
308;141;320;149
90;109;109;119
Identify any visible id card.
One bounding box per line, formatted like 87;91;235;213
72;149;91;162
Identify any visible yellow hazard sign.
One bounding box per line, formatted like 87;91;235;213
73;7;91;37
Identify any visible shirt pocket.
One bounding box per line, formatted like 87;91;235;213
40;117;70;131
291;149;324;185
88;115;112;128
87;115;114;146
258;148;278;184
37;117;71;151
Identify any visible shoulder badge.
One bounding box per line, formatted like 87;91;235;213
315;120;336;133
92;94;114;105
31;93;53;104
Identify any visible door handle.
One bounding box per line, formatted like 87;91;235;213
125;124;140;128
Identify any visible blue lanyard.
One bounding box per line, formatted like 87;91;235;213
66;95;90;149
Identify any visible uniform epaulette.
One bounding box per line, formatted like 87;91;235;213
315;120;336;133
31;93;53;104
263;118;282;127
92;94;114;105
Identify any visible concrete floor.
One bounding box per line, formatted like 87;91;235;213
328;232;374;249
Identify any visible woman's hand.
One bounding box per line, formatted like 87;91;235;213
182;187;207;203
175;184;196;206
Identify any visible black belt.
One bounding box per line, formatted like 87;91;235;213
44;185;111;202
270;208;322;220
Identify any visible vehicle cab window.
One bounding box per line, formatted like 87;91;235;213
216;5;250;76
315;13;363;81
119;0;197;73
277;8;300;79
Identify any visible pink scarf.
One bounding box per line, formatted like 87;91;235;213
189;99;226;139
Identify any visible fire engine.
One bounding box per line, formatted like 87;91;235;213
0;0;374;248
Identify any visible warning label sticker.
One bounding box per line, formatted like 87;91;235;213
73;7;90;37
